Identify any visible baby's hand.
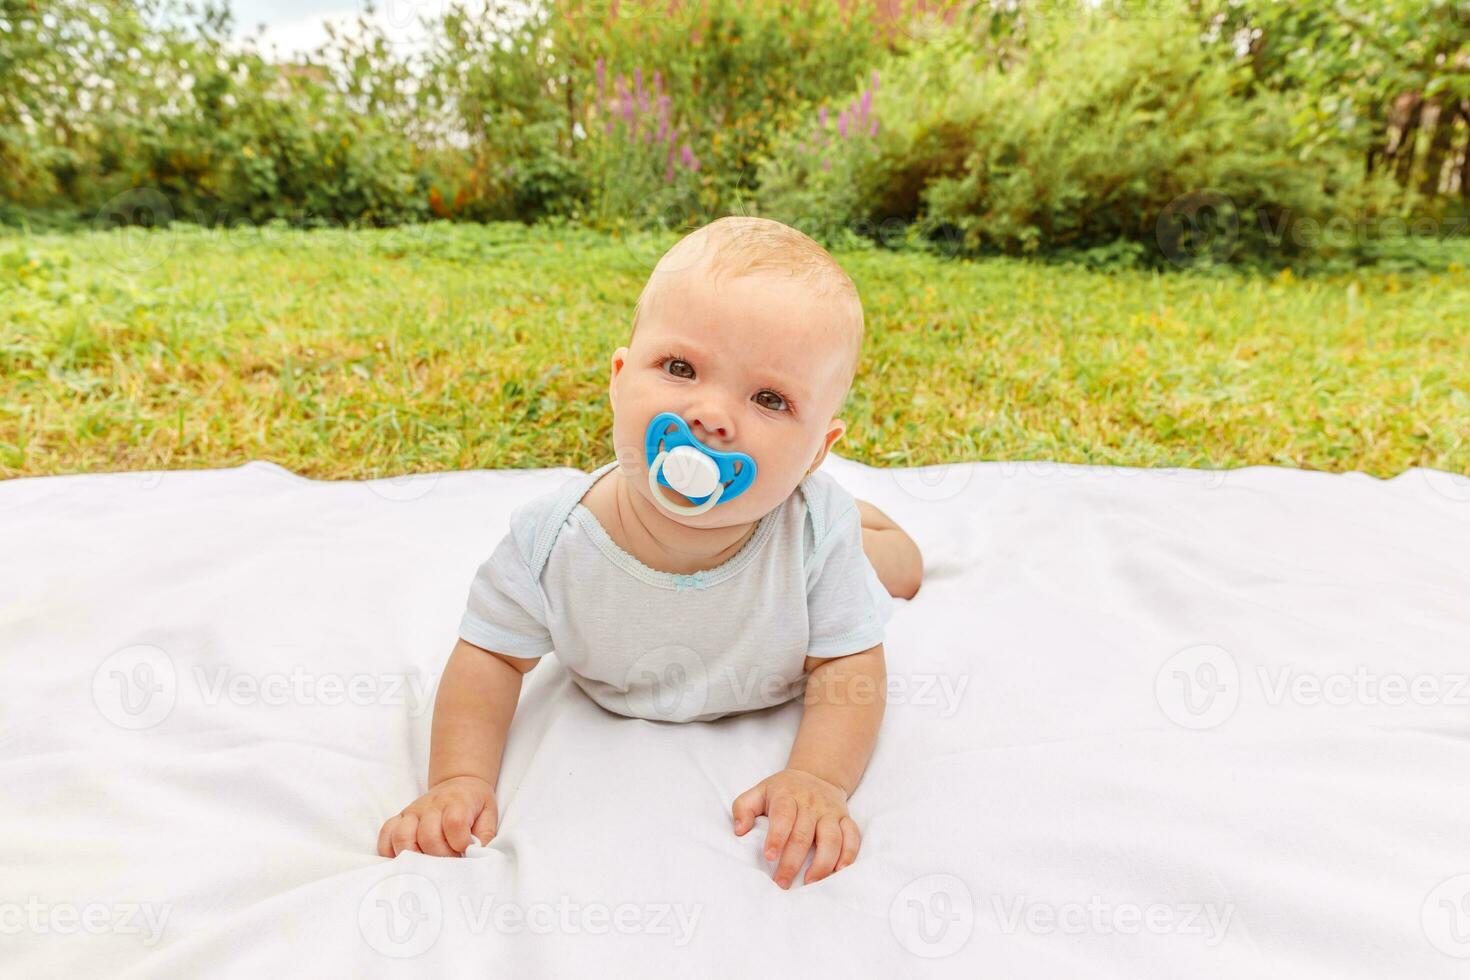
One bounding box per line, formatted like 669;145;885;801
731;768;861;889
377;775;499;858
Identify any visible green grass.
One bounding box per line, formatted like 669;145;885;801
1;221;1467;481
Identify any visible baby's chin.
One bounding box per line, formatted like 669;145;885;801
641;481;776;529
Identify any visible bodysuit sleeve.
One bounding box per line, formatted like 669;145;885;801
458;510;555;659
804;478;894;660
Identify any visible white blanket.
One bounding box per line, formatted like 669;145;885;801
4;455;1470;978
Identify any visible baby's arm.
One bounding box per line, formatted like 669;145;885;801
856;499;923;599
731;644;886;888
377;638;538;857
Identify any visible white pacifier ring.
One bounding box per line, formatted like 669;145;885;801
648;449;726;517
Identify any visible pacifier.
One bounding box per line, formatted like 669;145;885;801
644;412;757;517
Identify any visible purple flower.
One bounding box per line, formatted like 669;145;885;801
653;70;663;94
838;110;849;139
859;88;872;121
869;118;878;137
818;105;828;127
680;144;694;168
621;91;634;122
664;161;675;183
822;158;831;171
633;66;643;94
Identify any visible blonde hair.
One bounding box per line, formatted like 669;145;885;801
628;216;865;401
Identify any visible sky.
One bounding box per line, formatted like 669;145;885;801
226;0;486;58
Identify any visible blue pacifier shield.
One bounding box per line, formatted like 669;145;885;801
644;412;756;506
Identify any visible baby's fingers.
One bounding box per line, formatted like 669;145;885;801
377;817;398;858
837;816;862;870
442;801;474;854
731;784;767;836
389;814;420;857
470;799;499;846
803;815;842;885
416;809;455;857
762;794;798;863
774;810;817;889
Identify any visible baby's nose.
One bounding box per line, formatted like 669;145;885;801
689;415;729;441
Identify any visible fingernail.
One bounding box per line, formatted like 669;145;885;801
765;849;776;860
777;877;790;889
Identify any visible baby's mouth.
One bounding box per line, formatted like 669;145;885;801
642;413;757;518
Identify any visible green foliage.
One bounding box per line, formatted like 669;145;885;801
1219;1;1470;150
761;8;1412;266
0;0;433;226
1;0;1466;264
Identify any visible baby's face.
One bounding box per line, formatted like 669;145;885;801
608;266;853;529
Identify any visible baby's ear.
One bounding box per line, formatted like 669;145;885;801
608;346;629;408
807;418;847;475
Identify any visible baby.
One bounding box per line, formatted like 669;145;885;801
377;216;923;889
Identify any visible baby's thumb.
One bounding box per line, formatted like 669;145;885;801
471;799;499;844
732;785;766;835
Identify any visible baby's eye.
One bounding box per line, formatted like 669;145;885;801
664;358;695;379
754;390;787;412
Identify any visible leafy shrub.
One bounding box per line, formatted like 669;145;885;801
760;10;1404;266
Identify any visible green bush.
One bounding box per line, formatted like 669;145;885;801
759;10;1404;266
2;0;1457;265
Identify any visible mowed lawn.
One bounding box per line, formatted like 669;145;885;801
1;221;1466;481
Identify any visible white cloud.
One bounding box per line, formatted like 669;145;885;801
228;1;441;60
